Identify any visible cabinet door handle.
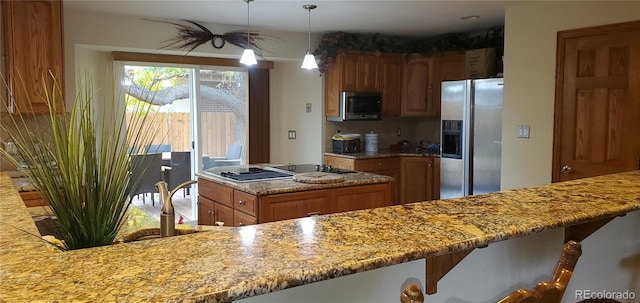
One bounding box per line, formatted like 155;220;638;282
238;222;245;226
307;211;320;216
238;200;245;205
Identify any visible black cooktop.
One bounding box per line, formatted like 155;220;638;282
218;167;292;182
270;164;356;174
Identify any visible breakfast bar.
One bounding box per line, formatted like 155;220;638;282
1;171;639;302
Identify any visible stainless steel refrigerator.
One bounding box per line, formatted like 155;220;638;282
440;78;503;199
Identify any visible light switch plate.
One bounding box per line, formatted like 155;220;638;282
517;125;530;139
288;130;296;139
305;103;312;113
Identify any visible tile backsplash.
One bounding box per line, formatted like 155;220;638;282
323;116;440;152
1;112;56;171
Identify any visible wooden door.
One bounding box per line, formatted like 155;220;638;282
431;53;465;118
214;203;234;227
402;55;432;116
400;157;433;203
553;21;640;182
379;54;403;116
197;196;215;225
341;53;359;91
358;54;379;92
2;0;64;114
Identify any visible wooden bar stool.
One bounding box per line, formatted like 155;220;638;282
498;240;582;303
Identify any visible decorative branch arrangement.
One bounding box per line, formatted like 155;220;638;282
146;19;277;57
314;27;504;73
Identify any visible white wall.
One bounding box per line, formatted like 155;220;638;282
500;1;640;190
270;60;324;164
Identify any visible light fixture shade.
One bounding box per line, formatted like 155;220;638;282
301;52;318;69
240;48;257;65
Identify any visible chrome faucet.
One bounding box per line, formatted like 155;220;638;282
156;180;197;237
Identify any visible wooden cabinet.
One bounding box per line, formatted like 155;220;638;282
341;53;379;92
324;155;440;204
402;55;433;116
198;178;256;227
1;0;64;114
402;53;465;117
324;156;401;204
260;190;331;223
324;51;381;118
199;178;391;226
20;191;47;208
400;157;438;204
197;196;234;227
378;54;404;116
431;53;465;116
331;183;391;213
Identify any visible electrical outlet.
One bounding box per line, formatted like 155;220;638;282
305;103;312;113
397;128;401;136
288;130;296;139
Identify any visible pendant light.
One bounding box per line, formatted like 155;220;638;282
240;0;257;65
301;4;318;69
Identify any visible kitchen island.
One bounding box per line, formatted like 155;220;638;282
196;164;394;226
0;171;639;302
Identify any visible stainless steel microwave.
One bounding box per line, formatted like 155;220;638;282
326;92;382;121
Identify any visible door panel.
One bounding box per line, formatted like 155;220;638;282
554;21;640;182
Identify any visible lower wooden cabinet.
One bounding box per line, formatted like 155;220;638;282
324;156;401;204
259;190;331;222
197;195;233;226
198;178;392;226
331;183;391;213
400;157;435;204
324;155;440;204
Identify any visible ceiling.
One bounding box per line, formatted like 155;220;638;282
64;0;529;37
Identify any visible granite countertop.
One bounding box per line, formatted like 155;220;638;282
1;171;639;302
197;164;393;196
324;149;440;159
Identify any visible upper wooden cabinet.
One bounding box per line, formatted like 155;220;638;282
430;53;465;116
324;51;463;118
401;53;465;117
378;54;404;116
1;0;65;114
324;51;395;118
324;52;379;117
340;52;379;92
402;54;433;116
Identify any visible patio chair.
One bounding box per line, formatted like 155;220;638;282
164;151;192;196
145;144;171;153
203;144;242;169
130;153;163;206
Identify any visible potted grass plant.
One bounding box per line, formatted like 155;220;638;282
1;75;160;250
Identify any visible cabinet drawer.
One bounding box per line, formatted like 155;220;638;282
323;156;355;170
234;190;257;216
355;157;399;172
20;191;47;207
198;178;233;207
234;210;257;227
